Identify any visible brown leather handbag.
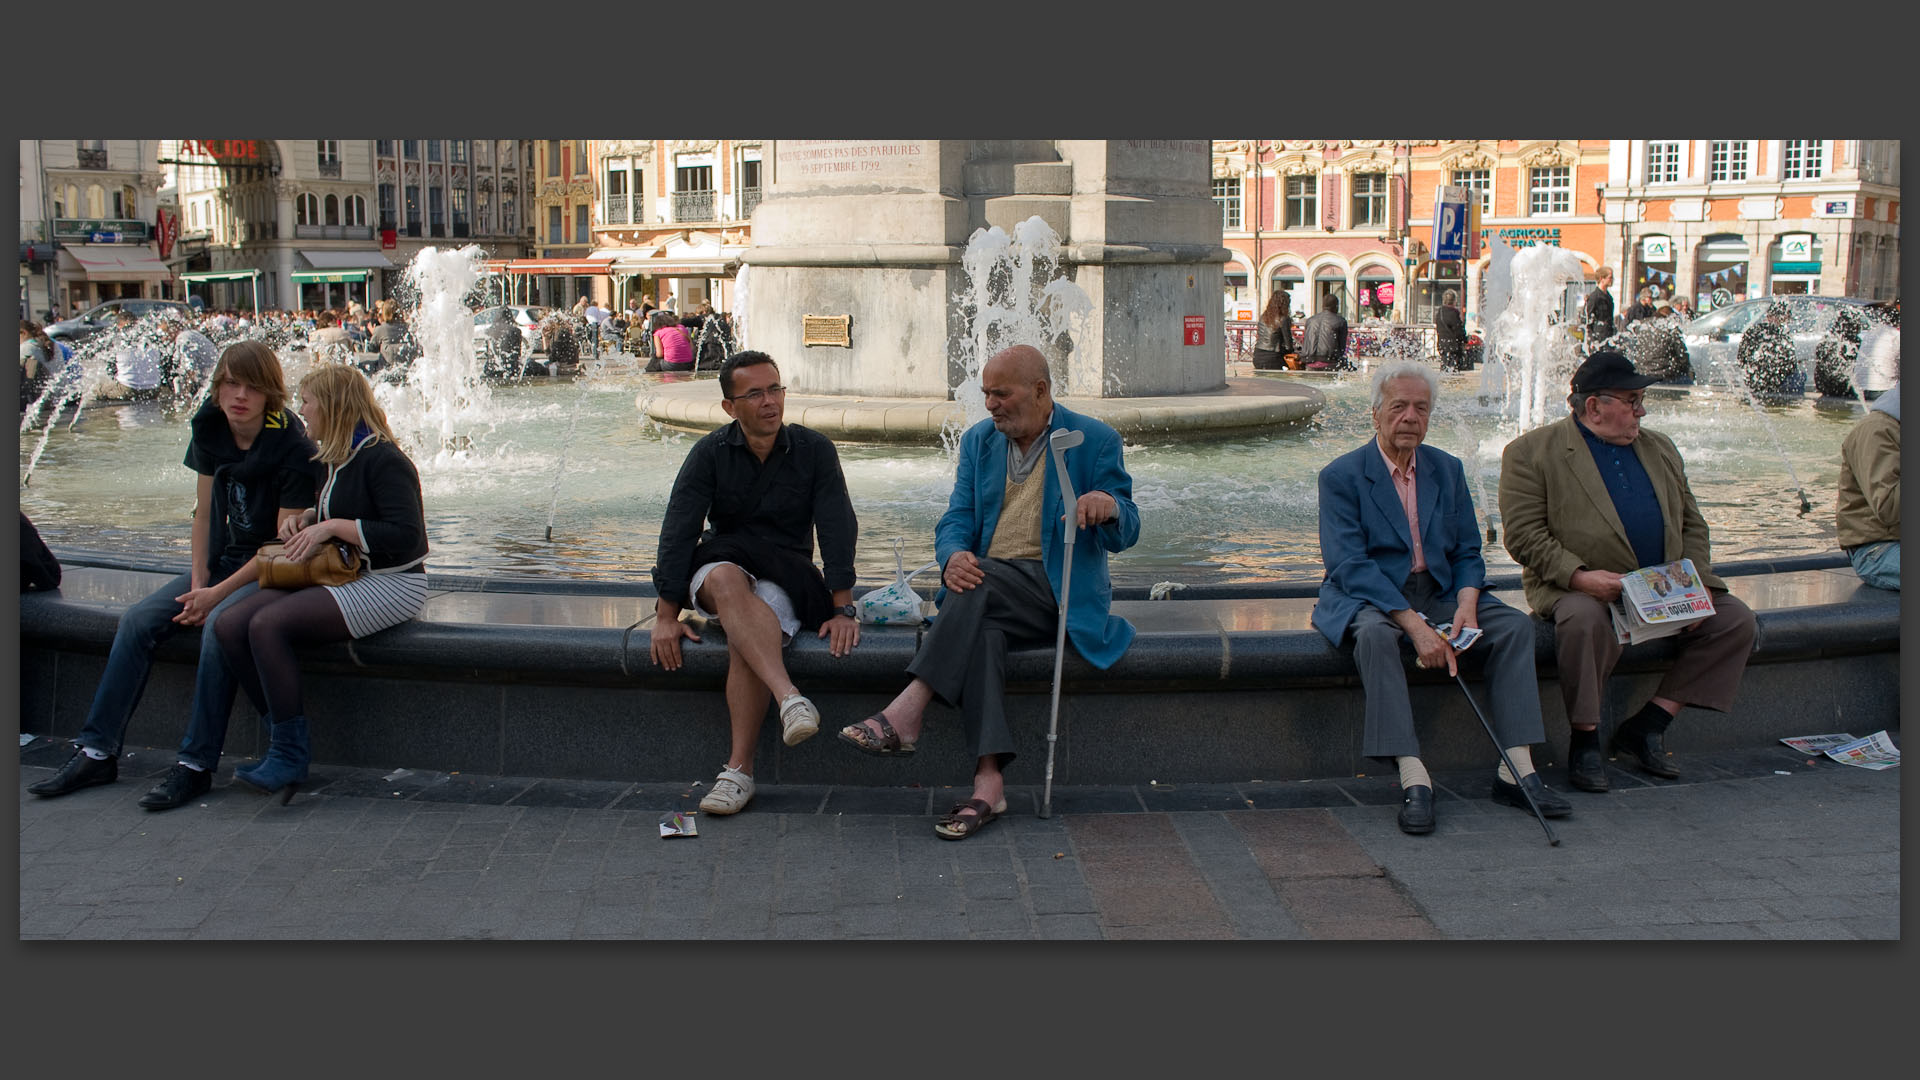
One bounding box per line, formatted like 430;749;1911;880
255;539;366;589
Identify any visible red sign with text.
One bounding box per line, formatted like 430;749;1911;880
1184;315;1206;346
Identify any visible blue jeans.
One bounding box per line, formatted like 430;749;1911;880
1850;540;1900;591
74;570;259;770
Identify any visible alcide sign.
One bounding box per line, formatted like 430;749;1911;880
180;139;264;161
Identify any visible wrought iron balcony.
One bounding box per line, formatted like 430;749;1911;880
605;194;629;222
77;148;109;169
317;160;342;178
741;188;762;218
672;191;714;223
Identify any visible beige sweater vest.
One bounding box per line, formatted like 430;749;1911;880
987;468;1046;561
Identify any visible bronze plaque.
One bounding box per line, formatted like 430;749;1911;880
802;314;852;348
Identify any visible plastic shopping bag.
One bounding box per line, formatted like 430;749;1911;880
859;538;938;626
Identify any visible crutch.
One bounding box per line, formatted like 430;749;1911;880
1038;426;1084;819
1453;671;1560;847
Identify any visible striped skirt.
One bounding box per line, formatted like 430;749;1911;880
324;568;430;639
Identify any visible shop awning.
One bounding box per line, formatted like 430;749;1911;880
178;269;262;283
299;249;393;271
62;243;171;281
502;257;615;275
612;262;734;277
292;269;371;283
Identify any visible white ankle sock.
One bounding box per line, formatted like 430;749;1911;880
1496;747;1537;784
179;762;206;772
1396;756;1431;789
82;747;110;760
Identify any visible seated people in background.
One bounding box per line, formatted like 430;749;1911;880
214;363;430;804
1300;294;1350;371
29;342;317;810
1836;383;1900;590
836;344;1140;840
1498;350;1757;793
1313;361;1569;836
649;351;861;816
651;310;693;371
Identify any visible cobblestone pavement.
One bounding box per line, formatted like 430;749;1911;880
18;737;1899;940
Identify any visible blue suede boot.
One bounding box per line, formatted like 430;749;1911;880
234;716;310;804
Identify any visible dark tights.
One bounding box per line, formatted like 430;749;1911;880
215;586;350;724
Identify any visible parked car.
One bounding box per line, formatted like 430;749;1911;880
1680;295;1883;386
473;305;554;378
472;306;549;351
46;298;193;342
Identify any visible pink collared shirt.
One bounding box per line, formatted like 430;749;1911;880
1379;441;1425;573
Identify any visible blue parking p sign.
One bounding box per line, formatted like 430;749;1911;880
1432;185;1470;261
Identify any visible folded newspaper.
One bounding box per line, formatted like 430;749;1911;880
1610;558;1715;644
1780;731;1900;771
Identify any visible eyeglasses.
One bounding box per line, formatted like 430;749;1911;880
1596;392;1646;410
727;384;786;404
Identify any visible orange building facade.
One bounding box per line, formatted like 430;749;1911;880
1600;139;1899;310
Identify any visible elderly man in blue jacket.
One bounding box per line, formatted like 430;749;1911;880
1313;360;1569;835
837;344;1139;840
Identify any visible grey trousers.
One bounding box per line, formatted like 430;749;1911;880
1551;589;1757;731
906;557;1058;768
1347;571;1546;761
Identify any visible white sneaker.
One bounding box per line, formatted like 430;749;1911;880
698;765;755;815
779;692;820;746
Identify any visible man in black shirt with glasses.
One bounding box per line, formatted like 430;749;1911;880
650;351;862;815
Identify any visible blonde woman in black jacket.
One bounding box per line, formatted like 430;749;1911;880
215;363;429;801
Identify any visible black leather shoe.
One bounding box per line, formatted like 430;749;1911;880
1568;731;1609;792
1492;772;1572;818
1611;722;1681;779
1397;785;1435;835
138;764;213;811
27;750;118;797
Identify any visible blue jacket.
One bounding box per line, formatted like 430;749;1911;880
1311;438;1503;646
935;403;1141;669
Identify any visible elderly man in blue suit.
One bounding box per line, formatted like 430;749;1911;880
1313;361;1570;835
837;344;1140;840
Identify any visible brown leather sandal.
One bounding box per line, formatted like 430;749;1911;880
837;713;916;757
934;797;1005;840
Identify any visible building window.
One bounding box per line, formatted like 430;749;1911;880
451;186;468;237
405;185;421;236
674;162;715;222
317;140;339;165
574;142;588;173
1709;141;1749;182
378;184;396;228
403;140;419;159
1529;167;1571;215
1213;177;1242;231
1781;140;1824;180
1284;176;1316;228
547;141;562;177
428;187;445;236
85;184;106;218
575;205;589;244
548;205;563;244
1351;172;1387;228
738;157;760;218
502;196;516;234
1451;169;1492;215
451;140;467;164
1646;142;1682;184
377;139;393;157
297;192;319;226
605;167;628;224
427;139;442;163
345;194;366;227
324;193;340;226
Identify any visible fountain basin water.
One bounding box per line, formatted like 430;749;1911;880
19;365;1867;588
